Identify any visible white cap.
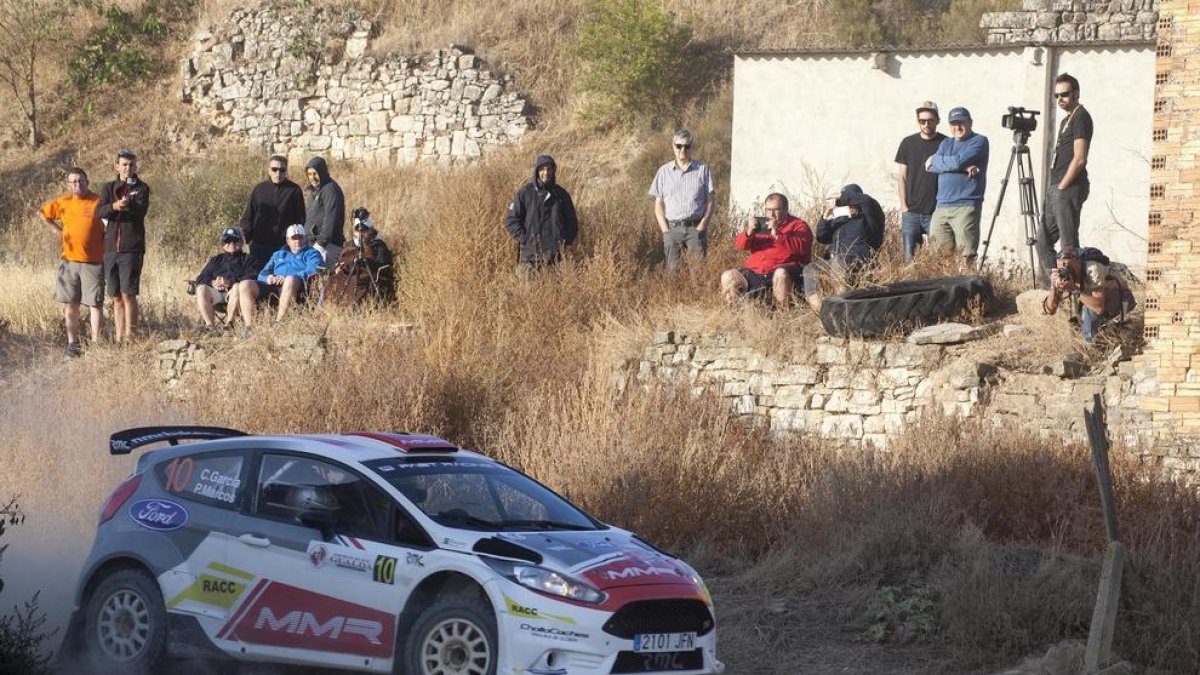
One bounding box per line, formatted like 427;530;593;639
286;224;306;239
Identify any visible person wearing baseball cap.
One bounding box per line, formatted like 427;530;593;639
250;223;322;326
192;227;256;334
925;106;989;263
894;101;946;261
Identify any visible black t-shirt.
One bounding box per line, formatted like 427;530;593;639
1051;106;1093;185
894;132;946;214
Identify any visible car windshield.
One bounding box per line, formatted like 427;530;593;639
364;458;601;532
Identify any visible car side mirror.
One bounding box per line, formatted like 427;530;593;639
300;509;337;542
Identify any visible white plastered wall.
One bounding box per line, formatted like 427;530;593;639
730;45;1154;272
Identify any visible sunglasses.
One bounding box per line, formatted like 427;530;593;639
1053;91;1076;99
674;143;691;150
221;238;241;244
269;166;287;172
918;119;937;125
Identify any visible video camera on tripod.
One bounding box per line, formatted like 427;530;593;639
978;106;1043;284
1001;106;1040;134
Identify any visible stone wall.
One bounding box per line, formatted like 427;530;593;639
982;0;1158;44
179;4;530;165
634;330;1191;473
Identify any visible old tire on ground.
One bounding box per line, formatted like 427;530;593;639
83;568;168;675
404;596;498;675
819;275;996;338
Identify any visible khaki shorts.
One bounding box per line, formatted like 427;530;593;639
55;260;105;306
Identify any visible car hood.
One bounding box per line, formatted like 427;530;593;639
484;530;696;590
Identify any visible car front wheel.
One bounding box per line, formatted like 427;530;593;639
83;568;167;675
404;597;497;675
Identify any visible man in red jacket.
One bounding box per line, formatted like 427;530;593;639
720;193;813;308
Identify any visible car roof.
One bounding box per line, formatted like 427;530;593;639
132;431;491;468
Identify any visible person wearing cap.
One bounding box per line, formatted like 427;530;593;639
803;184;886;311
193;228;256;333
303;156;346;267
926;107;989;262
252;224;322;323
1036;72;1094;287
650;129;715;272
721;193;812;308
39;167;104;357
96;149;151;342
1042;248;1123;344
895;101;946;261
325;207;396;306
239;154;306;273
505;155;578;269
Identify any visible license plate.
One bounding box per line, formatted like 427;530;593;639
632;632;696;653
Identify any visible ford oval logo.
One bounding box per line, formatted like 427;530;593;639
128;498;189;532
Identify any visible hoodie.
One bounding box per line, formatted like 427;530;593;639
304;157;346;248
815;185;886;261
504;155;579;264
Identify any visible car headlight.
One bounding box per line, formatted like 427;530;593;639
483;557;606;604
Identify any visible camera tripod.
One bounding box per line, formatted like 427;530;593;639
977;128;1041;286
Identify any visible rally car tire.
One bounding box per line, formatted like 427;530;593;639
82;568;168;675
404;596;498;675
819;275;995;338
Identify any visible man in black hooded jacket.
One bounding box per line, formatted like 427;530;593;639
303;156;346;267
505;155;578;268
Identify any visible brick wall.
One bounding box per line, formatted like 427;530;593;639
1138;1;1200;442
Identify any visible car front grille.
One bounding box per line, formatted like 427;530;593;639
611;648;705;673
602;599;714;638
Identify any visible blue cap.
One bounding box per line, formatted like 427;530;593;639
221;227;243;242
947;107;972;123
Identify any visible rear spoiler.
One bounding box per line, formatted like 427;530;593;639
109;426;248;455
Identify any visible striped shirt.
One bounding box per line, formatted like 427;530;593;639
648;160;714;221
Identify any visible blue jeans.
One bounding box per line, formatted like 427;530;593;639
901;211;932;261
1081;305;1100;343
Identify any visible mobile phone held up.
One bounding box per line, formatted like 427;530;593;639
753;216;769;233
832;205;852;219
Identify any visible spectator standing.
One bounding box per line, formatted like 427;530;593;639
194;228;256;333
240;155;306;273
252;224;322;324
649;129;714;271
927;107;989;263
804;185;885;311
96;149;150;342
505;155;578;269
1037;73;1094;287
39;168;104;356
895;101;946;260
325;208;396;306
303;156;345;267
720;193;812;308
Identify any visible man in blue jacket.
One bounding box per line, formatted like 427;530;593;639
249;223;322;326
926;107;989;262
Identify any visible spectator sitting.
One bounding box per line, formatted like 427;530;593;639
803;184;885;311
194;227;256;333
250;223;322;324
720;193;812;308
323;207;396;307
1042;248;1130;344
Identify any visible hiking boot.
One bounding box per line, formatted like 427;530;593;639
65;342;81;357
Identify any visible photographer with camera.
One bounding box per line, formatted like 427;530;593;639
803;184;885;311
324;207;395;307
1037;73;1093;287
720;193;812;308
96;149;151;343
1042;248;1128;344
926;107;989;263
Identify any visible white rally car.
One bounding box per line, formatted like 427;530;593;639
63;426;723;675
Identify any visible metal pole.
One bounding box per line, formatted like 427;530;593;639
1083;393;1123;673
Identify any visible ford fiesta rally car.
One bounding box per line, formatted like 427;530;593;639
63;426;723;674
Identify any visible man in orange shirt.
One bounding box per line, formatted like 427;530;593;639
39;167;104;356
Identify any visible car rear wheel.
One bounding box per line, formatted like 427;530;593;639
83;569;167;675
404;597;497;675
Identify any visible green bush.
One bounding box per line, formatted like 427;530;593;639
68;0;195;91
572;0;692;127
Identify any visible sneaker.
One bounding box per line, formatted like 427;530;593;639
65;342;81;357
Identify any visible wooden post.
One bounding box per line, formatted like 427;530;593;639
1083;393;1124;673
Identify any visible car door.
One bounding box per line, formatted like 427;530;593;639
220;452;424;671
148;450;250;633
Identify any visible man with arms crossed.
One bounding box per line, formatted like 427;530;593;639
895;101;945;260
1037;72;1093;287
39;168;104;356
927;107;989;263
97;149;150;342
650;129;714;272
